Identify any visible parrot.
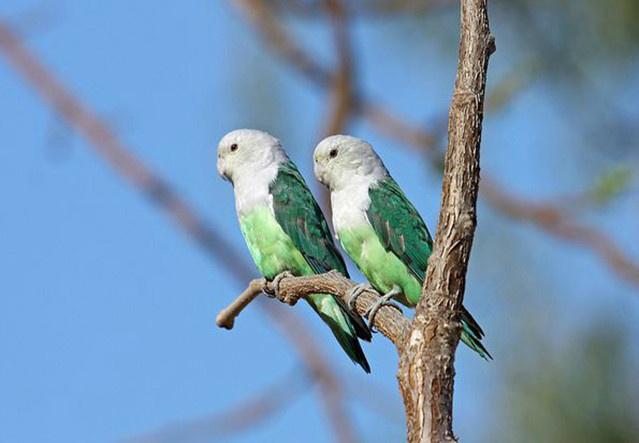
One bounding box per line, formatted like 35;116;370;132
217;129;372;372
313;134;491;359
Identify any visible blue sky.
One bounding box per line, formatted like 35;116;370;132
1;1;638;442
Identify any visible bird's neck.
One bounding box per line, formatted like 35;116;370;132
330;160;387;193
233;162;280;216
331;175;380;231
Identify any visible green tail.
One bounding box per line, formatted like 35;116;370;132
460;307;492;360
307;293;371;373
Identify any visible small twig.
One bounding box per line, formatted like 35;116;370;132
217;271;411;348
215;278;266;329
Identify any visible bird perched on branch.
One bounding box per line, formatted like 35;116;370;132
217;129;371;372
313;135;491;359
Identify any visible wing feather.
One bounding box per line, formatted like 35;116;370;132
270;161;348;276
270;161;371;342
366;177;433;282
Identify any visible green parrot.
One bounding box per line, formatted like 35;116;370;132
217;129;371;372
313;134;491;359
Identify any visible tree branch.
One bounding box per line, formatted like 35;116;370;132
216;271;410;349
397;1;494;441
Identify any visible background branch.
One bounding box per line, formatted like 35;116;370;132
0;20;359;443
320;0;354;138
230;0;639;288
126;368;310;443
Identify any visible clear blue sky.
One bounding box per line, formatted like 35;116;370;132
1;1;638;443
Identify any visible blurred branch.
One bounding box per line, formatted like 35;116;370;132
231;0;437;150
268;0;456;16
233;0;331;85
482;179;639;285
347;377;405;424
320;0;353;137
265;301;361;443
398;1;494;440
126;368;309;443
0;19;359;443
230;0;639;288
0;21;250;280
217;271;410;348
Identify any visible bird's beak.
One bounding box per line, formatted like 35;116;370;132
217;156;231;182
313;160;328;188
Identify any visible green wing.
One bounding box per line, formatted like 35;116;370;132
367;177;433;282
367;177;490;359
271;161;372;345
270;161;349;276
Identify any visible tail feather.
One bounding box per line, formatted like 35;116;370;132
460;309;492;360
333;296;372;342
307;293;371;373
461;306;485;339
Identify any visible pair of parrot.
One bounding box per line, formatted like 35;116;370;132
217;129;490;373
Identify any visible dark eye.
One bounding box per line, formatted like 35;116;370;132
329;148;338;158
230;143;238;152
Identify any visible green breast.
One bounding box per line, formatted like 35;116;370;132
338;225;422;306
239;205;313;279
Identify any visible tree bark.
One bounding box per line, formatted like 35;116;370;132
217;271;411;348
397;1;494;442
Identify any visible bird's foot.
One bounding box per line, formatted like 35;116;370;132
264;271;295;300
366;287;403;333
346;283;373;311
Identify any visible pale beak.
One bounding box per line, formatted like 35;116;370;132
217;156;231;182
313;161;328;187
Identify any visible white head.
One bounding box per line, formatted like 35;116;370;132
217;129;288;184
313;135;388;192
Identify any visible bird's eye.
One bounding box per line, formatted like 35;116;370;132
230;143;239;152
329;148;338;158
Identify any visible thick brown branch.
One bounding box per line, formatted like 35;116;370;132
397;1;494;442
217;271;411;348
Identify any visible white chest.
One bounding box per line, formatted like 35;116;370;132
233;167;277;216
331;181;372;233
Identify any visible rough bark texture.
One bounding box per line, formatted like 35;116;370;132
217;271;411;348
397;1;494;442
